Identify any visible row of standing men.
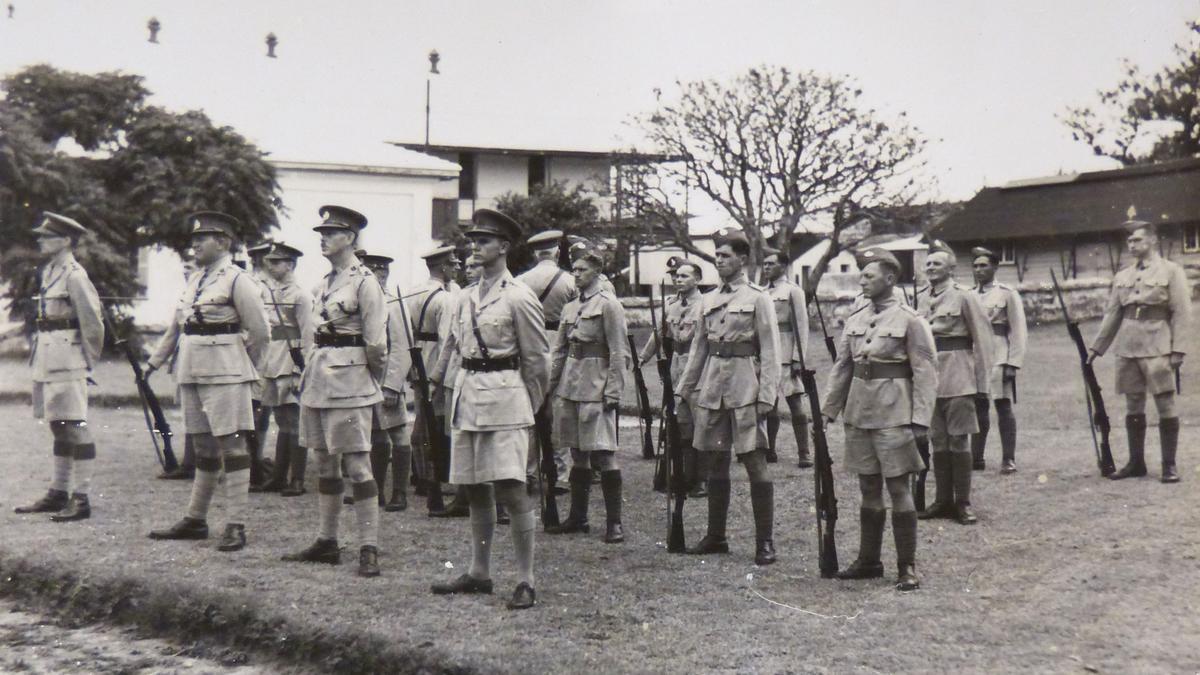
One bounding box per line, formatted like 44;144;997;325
16;209;1185;603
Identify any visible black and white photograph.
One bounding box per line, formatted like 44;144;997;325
0;1;1197;672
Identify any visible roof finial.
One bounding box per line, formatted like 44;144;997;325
1126;205;1137;219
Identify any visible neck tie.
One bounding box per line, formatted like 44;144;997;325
721;284;732;294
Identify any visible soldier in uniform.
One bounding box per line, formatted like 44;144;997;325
430;209;550;610
970;246;1027;474
281;206;387;577
823;248;937;591
408;245;463;515
245;241;274;490
545;240;629;542
359;252;415;511
915;241;993;525
759;248;811;468
518;230;577;486
146;212;270;551
679;228;782;566
1089;220;1191;483
252;243;313;494
15;213;105;522
639;256;706;497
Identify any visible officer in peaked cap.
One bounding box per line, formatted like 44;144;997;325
1088;218;1191;483
969;246;1027;475
256;241;313;496
146;210;270;551
467;208;523;242
545;238;629;543
823;244;937;591
284;205;388;577
15;213;105;522
517;229;577;491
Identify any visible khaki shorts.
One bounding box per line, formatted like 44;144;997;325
989;366;1016;401
695;404;763;455
778;368;805;399
300;405;373;454
180;382;254;437
675;396;694;437
450;427;530;485
1116;356;1176;395
32;379;88;421
555;399;617;452
843;424;925;478
373;400;409;431
261;375;299;407
930;395;979;445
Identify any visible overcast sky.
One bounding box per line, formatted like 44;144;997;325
0;1;1195;202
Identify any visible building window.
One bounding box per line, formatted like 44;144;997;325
1000;241;1017;265
431;198;457;241
528;156;546;191
458;152;477;200
1184;224;1200;253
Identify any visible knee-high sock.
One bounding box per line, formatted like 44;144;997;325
73;443;96;496
52;440;73;492
511;508;536;586
857;507;887;564
600;470;623;524
318;477;344;540
223;450;251;525
995;399;1016;461
187;453;222;520
352;480;380;547
468;504;497;580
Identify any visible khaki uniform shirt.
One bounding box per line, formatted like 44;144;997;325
260;275;313;380
550;286;628;404
298;262;387;409
851;285;911;313
31;251;104;383
823;298;938;428
433;270;550;431
679;273;781;410
1091;256;1191;358
976;282;1027;369
639;288;703;385
381;288;414;397
916;283;994;398
149;255;269;384
518;259;577;328
766;278;809;366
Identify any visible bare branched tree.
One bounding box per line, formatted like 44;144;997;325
622;65;929;289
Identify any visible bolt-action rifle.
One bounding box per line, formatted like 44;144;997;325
628;333;655;461
396;287;451;511
1049;270;1116;477
788;293;838;577
102;304;178;472
649;285;687;552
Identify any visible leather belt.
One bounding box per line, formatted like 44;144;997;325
675;339;692;354
777;322;793;332
853;361;914;379
934;335;973;351
710;341;758;358
415;331;439;342
568;342;609;359
184;322;241;336
271;325;301;341
545;320;561;331
35;318;79;332
1124;304;1170;321
463;355;520;372
991;324;1009;337
315;333;365;348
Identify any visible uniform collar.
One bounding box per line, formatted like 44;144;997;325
872;296;899;313
537;259;559;269
721;271;748;292
202;254;232;274
678;287;700;305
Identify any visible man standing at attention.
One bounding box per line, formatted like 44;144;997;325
430;209;549;610
679;228;782;566
1089;220;1190;483
823;248;937;591
915;241;993;526
970;246;1026;474
146;212;269;552
760;247;811;468
15;213;104;522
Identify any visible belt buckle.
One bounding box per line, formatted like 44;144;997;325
1133;305;1143;319
864;362;873;379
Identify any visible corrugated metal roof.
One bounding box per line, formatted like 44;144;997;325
930;157;1200;241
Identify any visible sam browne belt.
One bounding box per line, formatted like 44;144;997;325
183;322;241;335
35;318;80;332
463;355;520;372
934;335;973;351
315;333;365;348
853;361;914;379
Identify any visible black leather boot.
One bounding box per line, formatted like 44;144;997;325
750;482;776;565
49;493;91;522
1160;417;1181;483
893;510;919;591
15;488;69;514
148;517;208;540
918;453;955;519
600;469;624;543
971;395;990;470
1111;414;1148;480
370;431;391;507
259;433;291;492
217;523;246;552
837;508;886;579
281;538;341;564
546;467;591;534
281;443;308;496
951;452;978;525
997;399;1017;474
686;478;730;554
385;446;410;512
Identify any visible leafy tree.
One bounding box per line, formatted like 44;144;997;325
0;65;281;325
1062;21;1200;165
624;65;928;288
493;180;601;274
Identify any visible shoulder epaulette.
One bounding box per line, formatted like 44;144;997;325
747;282;765;292
898;304;920;316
